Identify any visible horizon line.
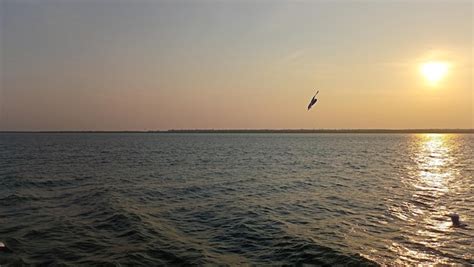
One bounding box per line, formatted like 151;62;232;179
1;128;473;134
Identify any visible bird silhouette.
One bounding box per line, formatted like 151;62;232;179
307;90;319;110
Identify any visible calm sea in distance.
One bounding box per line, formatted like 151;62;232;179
0;133;472;265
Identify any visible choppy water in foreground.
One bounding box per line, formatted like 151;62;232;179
0;133;473;265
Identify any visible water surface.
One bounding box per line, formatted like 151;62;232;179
0;133;472;265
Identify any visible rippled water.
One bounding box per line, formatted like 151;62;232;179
0;133;472;265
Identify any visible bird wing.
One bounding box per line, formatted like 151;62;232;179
307;96;317;110
308;96;314;110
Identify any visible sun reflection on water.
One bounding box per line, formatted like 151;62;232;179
413;134;454;194
388;134;461;265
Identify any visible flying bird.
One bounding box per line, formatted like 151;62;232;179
307;90;319;110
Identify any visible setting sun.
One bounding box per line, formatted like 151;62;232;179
420;61;449;85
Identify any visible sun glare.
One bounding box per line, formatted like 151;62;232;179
420;61;449;85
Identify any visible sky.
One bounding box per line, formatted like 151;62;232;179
0;0;472;131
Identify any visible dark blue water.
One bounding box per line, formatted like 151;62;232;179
0;133;473;265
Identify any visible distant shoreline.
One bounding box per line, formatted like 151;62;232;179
1;129;473;134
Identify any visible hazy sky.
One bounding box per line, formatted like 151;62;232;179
1;0;472;130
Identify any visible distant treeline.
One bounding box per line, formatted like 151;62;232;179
3;129;472;134
163;129;474;134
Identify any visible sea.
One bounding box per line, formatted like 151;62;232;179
0;133;473;265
